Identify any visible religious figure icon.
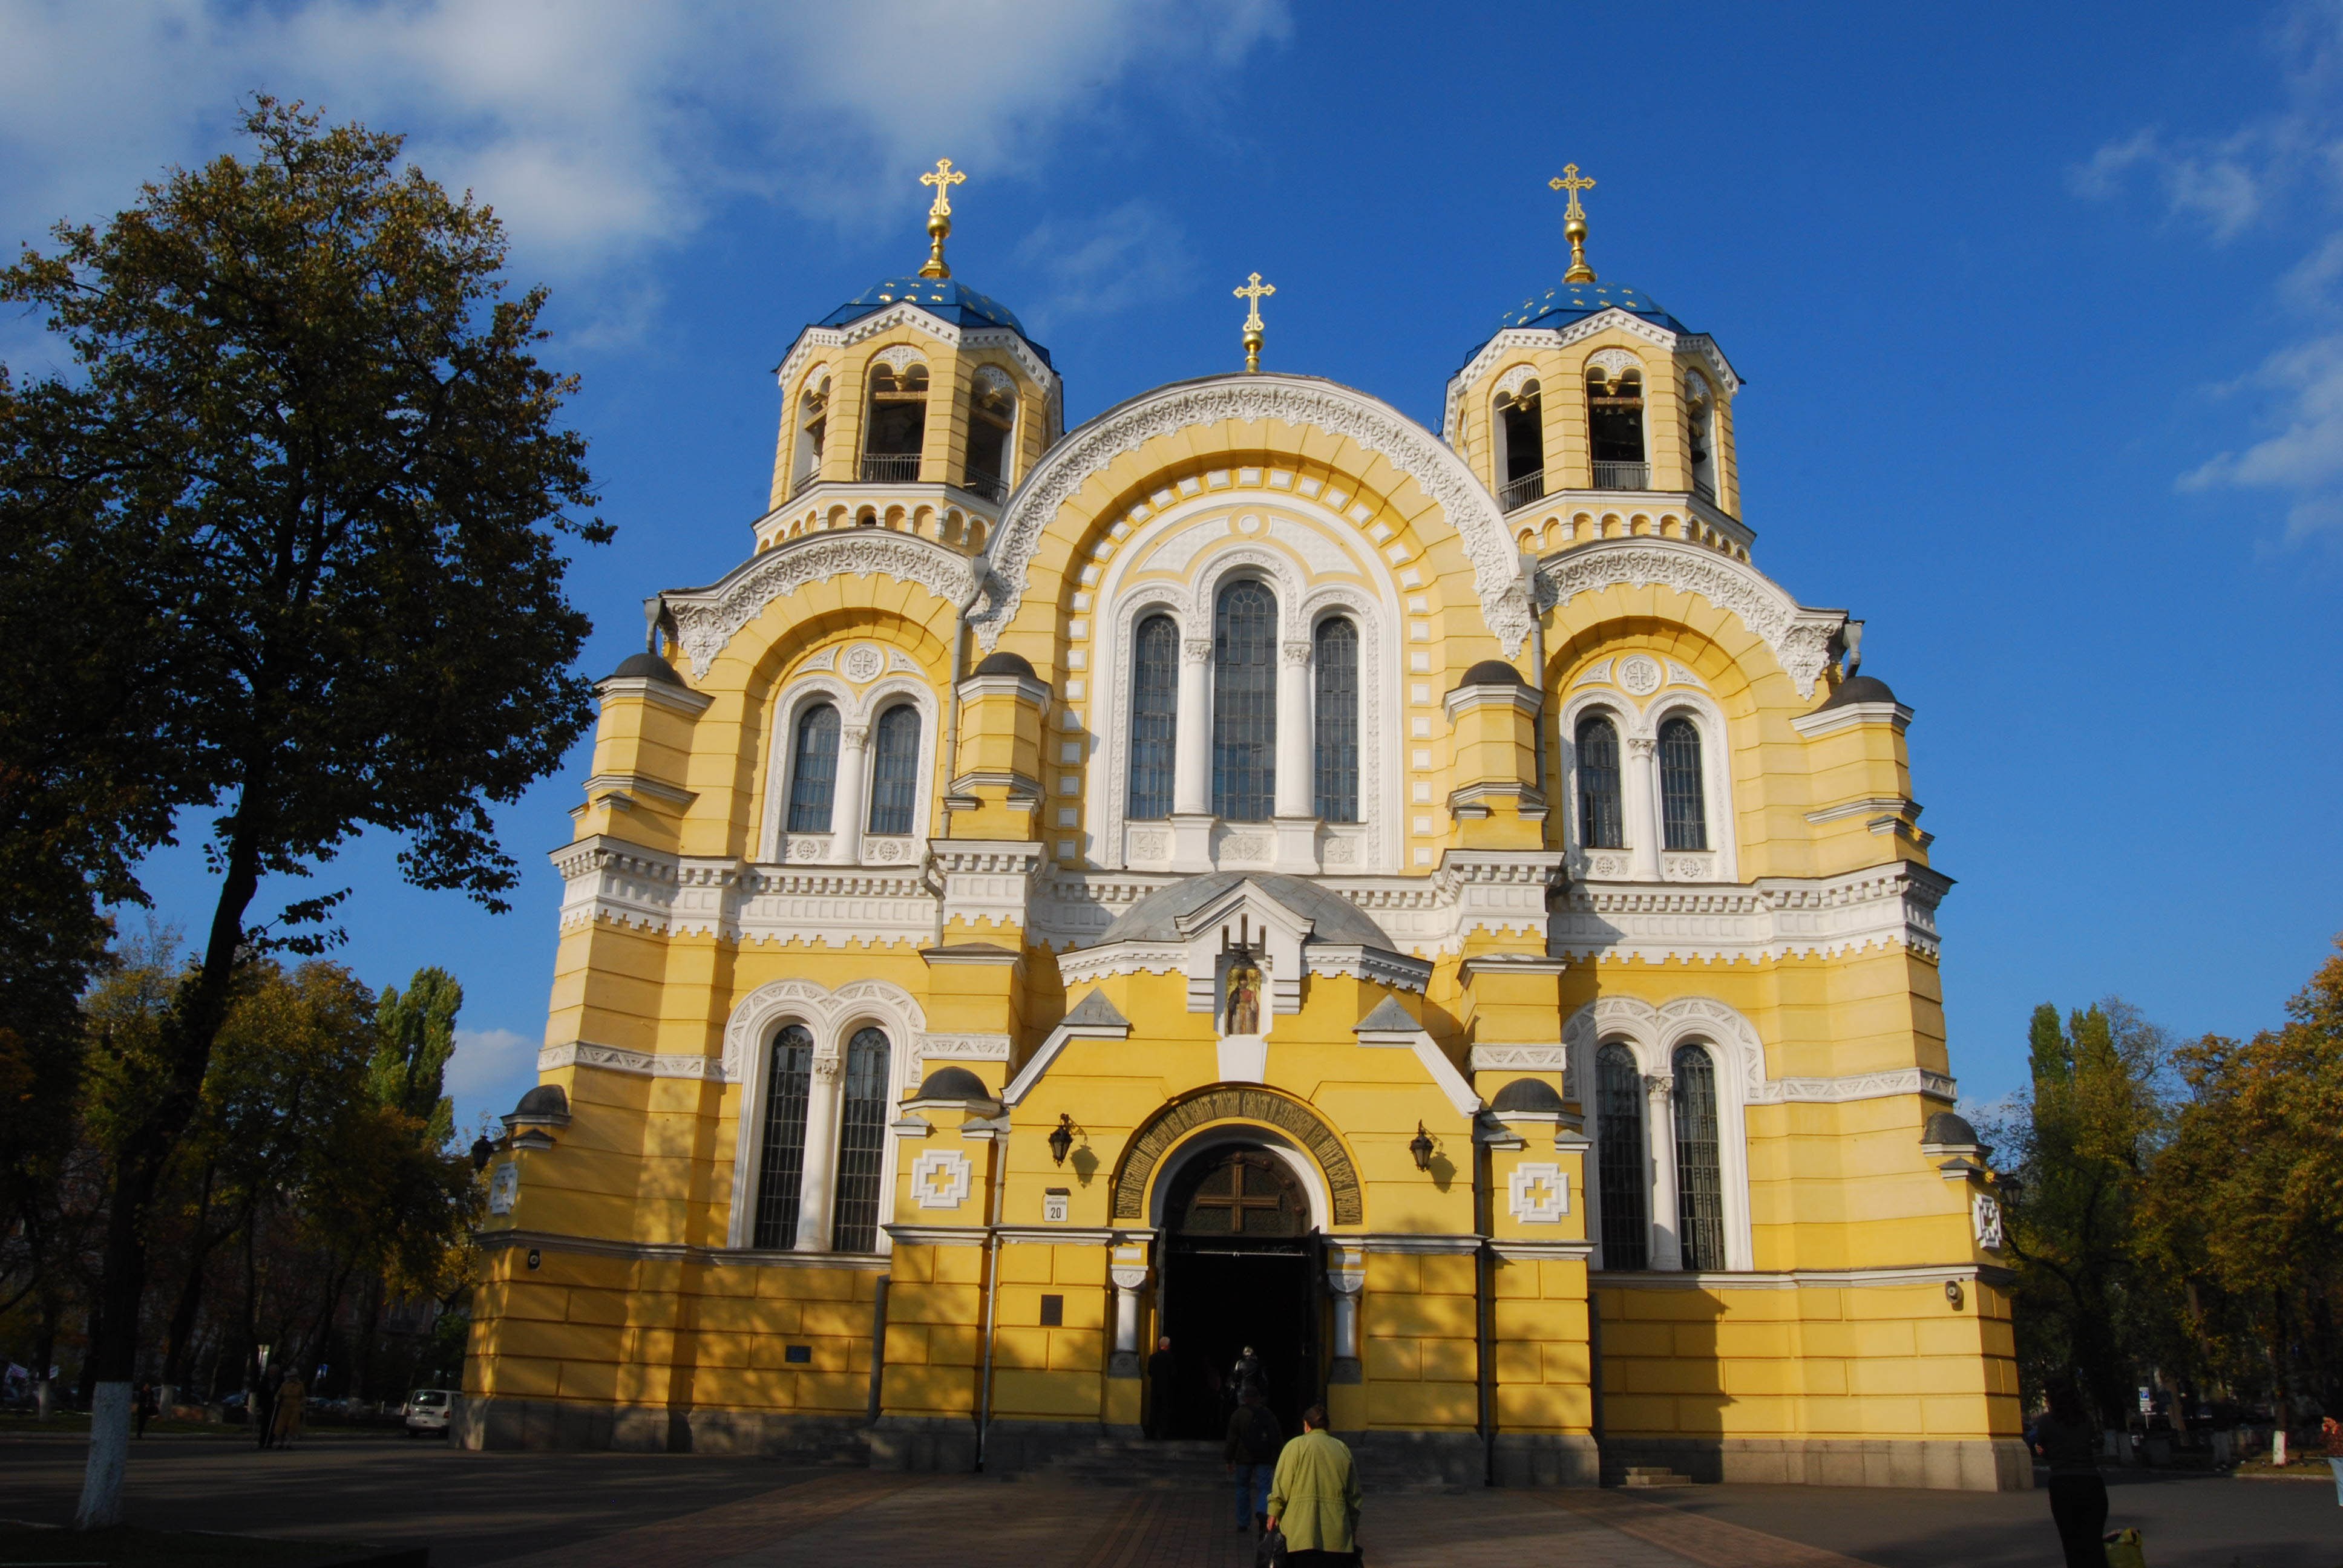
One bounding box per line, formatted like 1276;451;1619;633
1226;959;1262;1036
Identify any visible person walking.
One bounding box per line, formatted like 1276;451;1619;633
1225;1387;1283;1535
1145;1336;1177;1439
1266;1403;1361;1566
252;1370;278;1450
2033;1382;2106;1568
1226;1344;1263;1422
272;1370;306;1449
134;1380;155;1439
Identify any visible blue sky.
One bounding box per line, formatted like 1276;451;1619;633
5;2;2341;1131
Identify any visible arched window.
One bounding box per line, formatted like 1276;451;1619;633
1596;1043;1648;1270
1683;370;1717;501
1672;1045;1726;1272
963;367;1015;500
830;1027;891;1253
1659;716;1707;851
1312;616;1359;823
753;1025;814;1249
1127;614;1179;820
1576;714;1624;850
863;361;928;482
790;373;829;497
1212;580;1277;821
787;704;841;833
1588;365;1647;489
866;704;920;836
1496;382;1545;511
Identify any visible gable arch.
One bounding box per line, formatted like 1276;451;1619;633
1112;1085;1363;1225
975;373;1531;655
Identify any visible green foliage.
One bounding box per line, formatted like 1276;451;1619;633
2027;1002;2069;1086
371;969;460;1148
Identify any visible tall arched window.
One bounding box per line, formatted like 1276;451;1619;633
1212;580;1277;820
1312;616;1359;823
830;1027;891;1253
1496;382;1544;511
1596;1042;1649;1269
863;362;928;482
1576;714;1624;850
753;1025;815;1249
1127;615;1179;820
787;704;841;833
1659;716;1707;851
1672;1045;1726;1272
1588;366;1647;489
866;704;920;836
963;367;1015;500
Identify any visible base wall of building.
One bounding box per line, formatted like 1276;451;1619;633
1598;1433;2033;1491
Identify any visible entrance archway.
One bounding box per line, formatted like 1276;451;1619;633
1157;1143;1323;1440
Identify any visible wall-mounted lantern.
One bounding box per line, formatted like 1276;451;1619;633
1409;1122;1435;1172
1049;1113;1075;1167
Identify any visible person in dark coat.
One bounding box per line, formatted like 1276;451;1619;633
1225;1387;1283;1534
1227;1344;1263;1412
2033;1382;2106;1567
1145;1336;1178;1439
251;1370;278;1450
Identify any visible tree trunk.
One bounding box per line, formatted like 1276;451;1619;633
74;794;266;1530
161;1171;225;1393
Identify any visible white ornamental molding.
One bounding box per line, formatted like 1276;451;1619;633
1973;1192;2005;1251
975;374;1533;655
1586;347;1642;378
773;309;1057;414
488;1163;520;1215
914;1033;1013;1062
1561;993;1959;1107
1507;1163;1570;1223
873;344;926;373
720;975;928;1083
911;1149;974;1210
1549;862;1953;965
1535;538;1844;699
1493;364;1540;402
664;534;977;678
537;1041;728;1081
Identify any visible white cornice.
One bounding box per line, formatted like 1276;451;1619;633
1548;862;1953;964
775;304;1058;405
1442;310;1743;447
595;675;715;716
662;531;978;678
1600;1262;1999;1291
1535;538;1844;699
1791;700;1913;737
975;373;1534;656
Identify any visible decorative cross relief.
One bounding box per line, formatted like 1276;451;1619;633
1507;1162;1570;1223
911;1149;972;1210
1972;1192;2004;1252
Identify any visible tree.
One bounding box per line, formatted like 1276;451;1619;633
0;97;603;1526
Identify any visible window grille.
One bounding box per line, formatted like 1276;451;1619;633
753;1025;814;1249
1212;580;1277;820
1660;716;1708;851
1312;616;1359;823
1127;615;1178;820
1673;1045;1726;1271
1596;1042;1649;1269
830;1027;891;1253
1576;715;1624;850
866;704;920;835
786;704;840;833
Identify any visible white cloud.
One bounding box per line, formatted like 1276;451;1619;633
0;0;1288;299
2069;126;2265;241
1015;200;1194;325
445;1024;536;1103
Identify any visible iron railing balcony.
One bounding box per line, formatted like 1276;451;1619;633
860;452;922;483
1498;469;1546;512
962;468;1008;502
1593;460;1651;491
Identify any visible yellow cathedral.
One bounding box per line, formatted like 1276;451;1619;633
460;164;2027;1491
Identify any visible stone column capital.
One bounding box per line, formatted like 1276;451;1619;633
1181;638;1214;666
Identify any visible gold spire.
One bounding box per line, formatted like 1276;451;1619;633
1548;163;1597;284
918;158;965;279
1234;272;1276;373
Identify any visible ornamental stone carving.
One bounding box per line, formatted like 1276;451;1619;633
1586;347;1642;378
1535;540;1843;699
873;344;926;373
1619;655;1662;695
666;535;977;678
1181;637;1213;665
975;374;1532;655
1113;1086;1362;1224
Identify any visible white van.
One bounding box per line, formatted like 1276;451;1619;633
403;1388;454;1436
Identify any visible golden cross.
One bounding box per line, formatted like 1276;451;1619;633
920;158;965;220
1548;163;1595;219
1234;272;1275;373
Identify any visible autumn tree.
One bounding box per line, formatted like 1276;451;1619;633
0;97;603;1526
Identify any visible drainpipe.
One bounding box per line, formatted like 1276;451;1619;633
1522;556;1548;818
933;574;985;944
974;1122;1008;1471
1476;1142;1497;1486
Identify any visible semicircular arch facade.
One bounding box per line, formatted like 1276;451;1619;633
1534;538;1844;699
1112;1085;1363;1226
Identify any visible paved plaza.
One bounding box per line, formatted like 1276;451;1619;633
4;1436;2338;1567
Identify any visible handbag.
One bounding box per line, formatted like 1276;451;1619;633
2102;1527;2146;1568
1254;1524;1287;1568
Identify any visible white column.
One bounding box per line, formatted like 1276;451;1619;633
1625;734;1661;880
1646;1073;1682;1271
1173;638;1212;814
1327;1264;1364;1384
1111;1266;1148;1356
793;1056;843;1252
829;722;871;864
1273;639;1317;871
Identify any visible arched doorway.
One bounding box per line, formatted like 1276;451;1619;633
1158;1143;1322;1440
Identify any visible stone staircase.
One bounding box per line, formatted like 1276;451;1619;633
772;1428;874;1468
1619;1465;1693;1489
1021;1437;1228;1488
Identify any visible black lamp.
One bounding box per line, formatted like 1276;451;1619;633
1409;1122;1435;1172
1048;1114;1075;1166
470;1135;495;1172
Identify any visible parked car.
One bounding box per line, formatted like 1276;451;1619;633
402;1388;455;1437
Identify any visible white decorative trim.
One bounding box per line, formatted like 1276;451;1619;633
1761;1067;1959;1105
1507;1162;1570;1223
1586;347;1642;378
1493;363;1540;402
536;1041;727;1080
976;374;1533;655
595;675;713;716
1354;1015;1483;1116
1470;1044;1569;1076
1973;1192;2005;1251
1599;1263;2009;1292
665;533;977;678
1442;309;1742;451
914;1033;1012;1062
774;305;1058;418
910;1149;972;1210
872;344;926;373
1790;699;1913;737
1535;539;1844;699
1548;863;1952;965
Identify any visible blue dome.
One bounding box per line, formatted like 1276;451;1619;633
1492;281;1686;336
815;275;1049;365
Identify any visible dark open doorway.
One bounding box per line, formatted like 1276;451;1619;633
1159;1145;1322;1440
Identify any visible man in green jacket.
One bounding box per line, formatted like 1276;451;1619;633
1265;1403;1361;1564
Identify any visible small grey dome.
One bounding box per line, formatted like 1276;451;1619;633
611;651;686;685
1817;674;1898;711
1459;659;1527;687
973;651;1037;678
513;1084;569;1119
1098;872;1395;949
913;1067;991;1102
1491;1077;1565;1114
1922;1110;1979;1147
